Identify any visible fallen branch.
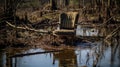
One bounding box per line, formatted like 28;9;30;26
105;26;120;40
102;17;113;25
6;21;49;33
10;50;63;58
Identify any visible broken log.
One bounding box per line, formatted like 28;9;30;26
10;50;63;58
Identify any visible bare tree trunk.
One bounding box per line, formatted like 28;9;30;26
108;0;111;7
50;0;57;10
4;0;6;13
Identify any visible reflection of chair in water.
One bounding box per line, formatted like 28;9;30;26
53;50;77;67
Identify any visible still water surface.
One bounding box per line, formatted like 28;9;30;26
0;38;120;67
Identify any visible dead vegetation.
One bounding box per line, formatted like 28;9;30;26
0;0;120;48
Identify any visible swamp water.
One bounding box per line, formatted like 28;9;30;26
0;38;120;67
0;26;120;67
